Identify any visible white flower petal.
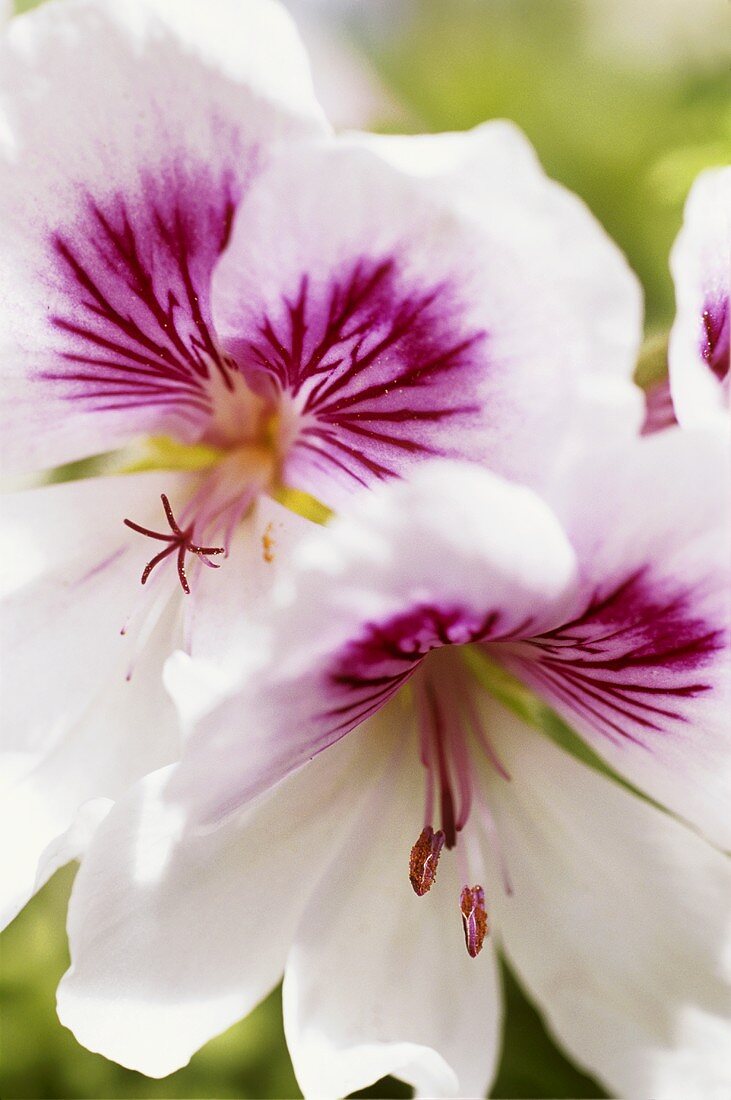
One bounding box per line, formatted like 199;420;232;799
211;122;643;507
499;428;731;847
0;0;325;473
32;797;113;895
0;472;189;925
284;711;501;1099
483;701;731;1100
0;472;188;754
57;728;376;1077
356;122;643;398
176;460;577;825
183;493;315;681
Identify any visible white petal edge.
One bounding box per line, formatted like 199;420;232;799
482;700;731;1100
57;725;380;1077
668;165;730;429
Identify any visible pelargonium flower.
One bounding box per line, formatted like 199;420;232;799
56;430;730;1098
0;0;643;925
668;166;730;427
0;0;326;926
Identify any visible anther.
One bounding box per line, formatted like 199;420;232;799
124;493;225;594
409;826;445;896
460;885;488;958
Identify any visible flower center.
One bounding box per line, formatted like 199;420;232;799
328;603;516;957
120;438;277;595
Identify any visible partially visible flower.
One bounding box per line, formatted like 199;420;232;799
0;2;643;925
56;430;731;1098
283;0;404;129
668;166;730;427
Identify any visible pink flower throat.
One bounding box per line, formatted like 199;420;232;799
328;608;516;960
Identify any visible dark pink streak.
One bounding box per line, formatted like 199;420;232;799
232;257;487;492
506;568;724;747
43;159;246;428
323;602;523;737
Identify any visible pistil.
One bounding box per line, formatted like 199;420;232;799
124;493;224;594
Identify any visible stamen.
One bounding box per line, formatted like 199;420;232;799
440;675;474;831
460;885;488;958
425;683;457;848
409;826;445;896
124;493;224;594
409;654;513;926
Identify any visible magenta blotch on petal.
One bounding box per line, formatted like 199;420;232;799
509;567;725;749
324;602;531;738
44;163;246;433
231;255;487;491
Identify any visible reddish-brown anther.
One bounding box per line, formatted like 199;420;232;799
124;493;224;595
409;826;446;896
460;885;488;958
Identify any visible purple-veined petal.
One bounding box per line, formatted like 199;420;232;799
57;725;379;1077
284;709;501;1100
668;166;730;428
497;428;731;847
357;123;642;397
211;124;643;507
172;460;577;824
482;701;731;1100
0;0;326;474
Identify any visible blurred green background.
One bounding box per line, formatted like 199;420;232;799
1;0;729;1097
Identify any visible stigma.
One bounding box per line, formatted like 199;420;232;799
124;493;224;594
